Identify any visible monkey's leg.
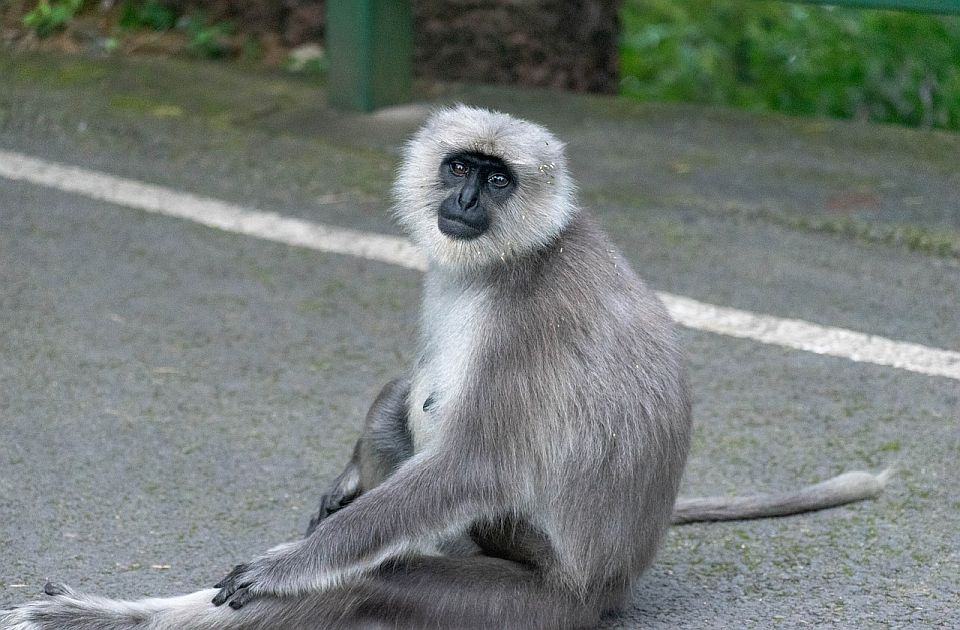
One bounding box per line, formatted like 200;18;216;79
306;378;412;536
326;554;621;630
1;557;621;630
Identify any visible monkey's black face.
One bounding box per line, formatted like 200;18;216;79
437;152;515;240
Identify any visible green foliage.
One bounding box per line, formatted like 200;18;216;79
22;0;83;38
183;13;234;59
116;2;233;59
620;0;960;130
101;35;120;53
118;0;177;31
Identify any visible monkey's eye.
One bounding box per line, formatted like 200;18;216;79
488;173;510;188
449;162;469;177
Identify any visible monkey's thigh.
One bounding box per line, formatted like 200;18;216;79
293;555;612;630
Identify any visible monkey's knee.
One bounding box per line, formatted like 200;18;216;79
356;378;413;487
364;378;411;428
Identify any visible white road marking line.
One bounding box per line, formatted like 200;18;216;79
0;150;426;272
2;149;959;381
660;295;960;381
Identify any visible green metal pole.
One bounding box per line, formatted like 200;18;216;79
326;0;413;112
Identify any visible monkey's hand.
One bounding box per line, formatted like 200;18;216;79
212;540;328;609
214;451;505;610
211;562;256;609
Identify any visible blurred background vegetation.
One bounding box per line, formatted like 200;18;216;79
620;0;960;131
6;0;960;132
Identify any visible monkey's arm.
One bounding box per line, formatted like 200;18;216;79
213;448;505;609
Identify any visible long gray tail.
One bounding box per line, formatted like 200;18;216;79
671;469;894;525
0;583;235;630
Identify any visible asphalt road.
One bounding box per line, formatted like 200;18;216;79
1;53;958;628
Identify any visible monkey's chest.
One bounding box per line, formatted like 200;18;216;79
407;344;474;452
407;293;486;452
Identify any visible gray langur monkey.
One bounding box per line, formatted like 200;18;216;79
0;106;891;630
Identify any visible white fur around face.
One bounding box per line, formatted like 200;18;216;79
392;105;577;272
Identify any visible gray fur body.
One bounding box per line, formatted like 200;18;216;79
0;106;889;630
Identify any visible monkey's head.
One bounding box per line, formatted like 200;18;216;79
393;105;576;270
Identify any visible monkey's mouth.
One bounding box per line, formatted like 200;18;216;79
437;214;487;240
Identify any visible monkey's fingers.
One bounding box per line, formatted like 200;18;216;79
213;563;249;589
212;584;241;607
227;586;254;610
211;563;251;606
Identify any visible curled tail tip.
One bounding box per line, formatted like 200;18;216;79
839;467;896;488
824;468;895;499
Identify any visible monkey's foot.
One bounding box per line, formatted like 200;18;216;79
305;488;359;537
0;583;79;630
